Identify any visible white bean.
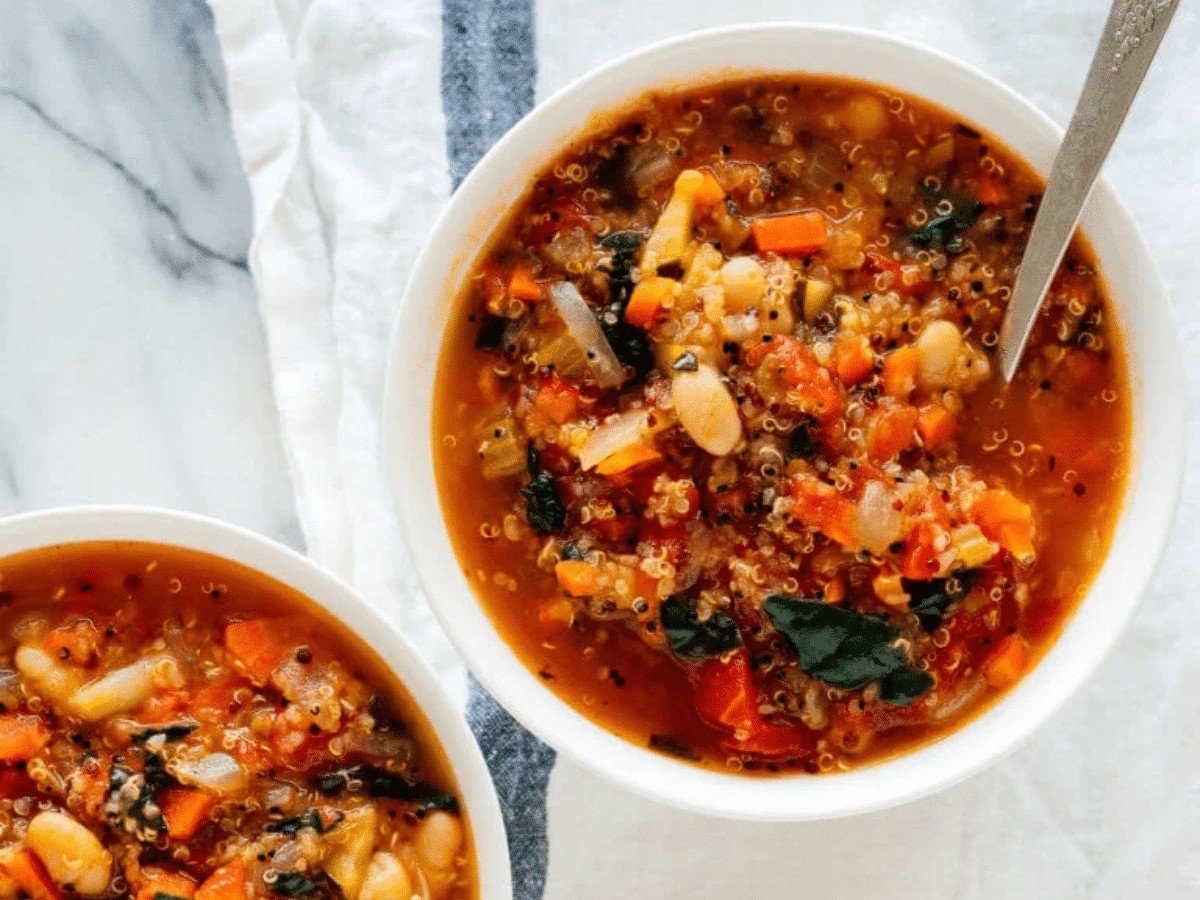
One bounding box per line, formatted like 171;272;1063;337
416;810;464;873
69;657;164;722
671;364;743;457
14;646;83;709
917;320;964;389
842;94;889;140
719;257;766;313
359;851;413;900
25;811;112;896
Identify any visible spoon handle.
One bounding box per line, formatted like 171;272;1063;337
997;0;1179;382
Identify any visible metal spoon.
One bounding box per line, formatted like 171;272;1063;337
997;0;1179;382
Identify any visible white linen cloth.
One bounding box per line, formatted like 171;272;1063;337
207;1;1200;896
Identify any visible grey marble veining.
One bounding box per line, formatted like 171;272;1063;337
0;0;300;546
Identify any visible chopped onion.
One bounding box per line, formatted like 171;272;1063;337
628;144;674;193
176;752;248;796
549;282;625;388
579;409;650;471
855;481;902;554
931;675;986;722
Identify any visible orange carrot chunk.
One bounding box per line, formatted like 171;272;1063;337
750;211;827;255
867;404;919;462
195;860;248;900
624;277;675;328
508;266;543;302
692;171;726;213
2;848;62;900
971;488;1035;563
555;561;599;598
983;635;1030;689
833;336;875;386
881;346;919;399
917;404;957;450
160;787;218;841
594;442;662;476
0;714;50;763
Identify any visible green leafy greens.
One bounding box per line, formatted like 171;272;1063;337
763;595;932;706
904;570;977;631
661;597;742;660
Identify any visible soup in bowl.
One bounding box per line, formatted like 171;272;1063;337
0;508;510;898
386;25;1183;819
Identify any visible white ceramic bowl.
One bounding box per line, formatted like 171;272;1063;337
0;506;512;897
384;24;1185;820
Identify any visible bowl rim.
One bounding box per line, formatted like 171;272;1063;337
384;22;1186;820
0;505;513;897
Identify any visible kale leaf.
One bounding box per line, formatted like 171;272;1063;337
521;471;567;535
312;765;458;814
597;232;655;380
473;313;509;350
266;809;342;836
131;722;198;743
908;188;984;255
267;872;322;896
763;595;931;706
904;570;978;631
661;597;742;660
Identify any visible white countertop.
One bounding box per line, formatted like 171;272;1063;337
0;0;299;544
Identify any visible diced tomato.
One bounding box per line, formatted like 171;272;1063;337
832;336;876;386
139;689;192;724
747;336;844;422
638;520;689;568
901;520;943;580
533;373;581;424
588;513;640;546
866;403;919;462
694;650;811;758
0;766;38;798
524;198;589;244
43;618;101;665
0;714;50;763
136;865;197;900
865;250;931;297
787;474;856;549
223;619;301;684
195;860;248;900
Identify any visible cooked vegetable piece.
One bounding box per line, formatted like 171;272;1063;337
661;597;742;659
750;211;827;255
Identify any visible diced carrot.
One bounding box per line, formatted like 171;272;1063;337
983;635;1030;689
595;442;662;476
971;488;1035;563
974;172;1006;206
881;346;920;398
555;561;599;598
533;373;581;424
195;860;248;900
1;848;62;900
692;171;726;213
832;336;875;386
160;787;218;841
223;620;297;684
136;866;197;900
917;404;957;450
0;714;50;763
750;211;827;255
43;618;101;665
507;266;543;302
866;404;919;462
624;277;675;328
787;475;856;548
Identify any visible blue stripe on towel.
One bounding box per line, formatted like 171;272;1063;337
440;3;550;898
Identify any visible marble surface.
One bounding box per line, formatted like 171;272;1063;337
0;0;299;545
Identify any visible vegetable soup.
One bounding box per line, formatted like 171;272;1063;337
0;542;476;898
433;76;1130;774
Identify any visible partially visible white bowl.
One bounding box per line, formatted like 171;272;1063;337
0;506;512;898
384;24;1185;820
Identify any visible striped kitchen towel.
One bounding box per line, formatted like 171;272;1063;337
206;0;1200;897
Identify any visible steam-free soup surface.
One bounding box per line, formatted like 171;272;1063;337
0;541;476;898
434;76;1129;774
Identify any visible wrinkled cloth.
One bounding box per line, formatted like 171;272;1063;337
207;1;1200;896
